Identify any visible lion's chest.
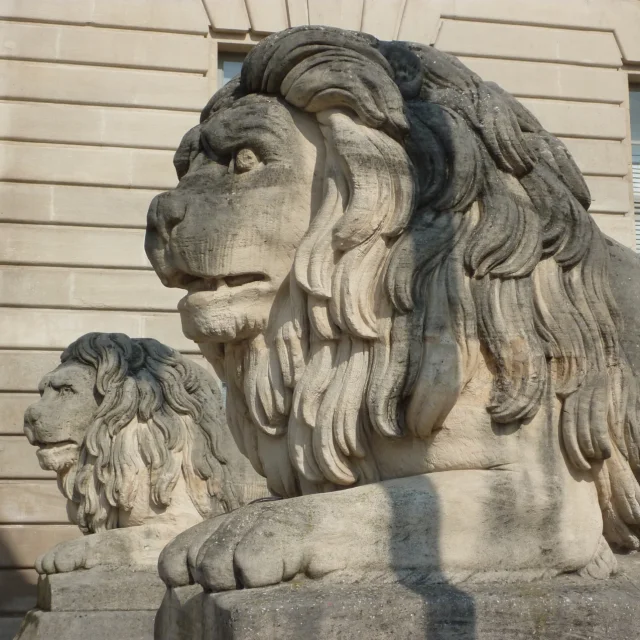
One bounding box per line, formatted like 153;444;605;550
370;411;522;480
369;369;561;480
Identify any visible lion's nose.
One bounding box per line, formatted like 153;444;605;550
145;193;190;288
146;192;186;244
24;405;40;443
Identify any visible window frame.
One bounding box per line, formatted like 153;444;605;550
217;51;248;89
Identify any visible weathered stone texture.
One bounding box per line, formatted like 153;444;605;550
14;568;198;640
16;567;176;640
15;611;155;640
164;554;640;640
37;569;166;612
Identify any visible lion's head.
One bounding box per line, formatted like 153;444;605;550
145;27;640;550
24;332;258;533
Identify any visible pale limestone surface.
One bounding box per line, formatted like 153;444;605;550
145;26;640;603
23;332;268;574
2;1;640;633
0;4;637;604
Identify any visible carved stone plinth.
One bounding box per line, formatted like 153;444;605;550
13;568;176;640
156;554;640;640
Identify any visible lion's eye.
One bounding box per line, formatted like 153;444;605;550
58;385;74;397
234;148;260;173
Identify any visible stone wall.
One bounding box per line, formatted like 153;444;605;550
0;1;210;636
1;0;640;636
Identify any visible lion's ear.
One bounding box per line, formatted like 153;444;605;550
377;41;422;100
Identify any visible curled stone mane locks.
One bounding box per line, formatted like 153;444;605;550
146;25;640;592
57;333;239;532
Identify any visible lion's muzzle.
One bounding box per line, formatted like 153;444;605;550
23;404;41;445
145;191;190;289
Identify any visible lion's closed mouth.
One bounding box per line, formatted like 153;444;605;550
184;273;268;293
35;440;80;472
36;440;78;450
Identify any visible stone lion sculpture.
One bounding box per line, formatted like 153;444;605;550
145;26;640;591
24;332;268;574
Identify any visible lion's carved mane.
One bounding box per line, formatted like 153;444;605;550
182;27;640;552
59;333;242;533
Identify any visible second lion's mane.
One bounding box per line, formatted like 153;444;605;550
61;332;237;533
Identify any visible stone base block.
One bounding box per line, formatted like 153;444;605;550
13;568;167;640
14;610;156;640
157;554;640;640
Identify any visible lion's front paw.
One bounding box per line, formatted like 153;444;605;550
36;526;169;575
158;516;230;587
36;537;91;574
189;500;342;592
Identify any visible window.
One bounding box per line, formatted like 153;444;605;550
631;88;640;252
218;52;247;88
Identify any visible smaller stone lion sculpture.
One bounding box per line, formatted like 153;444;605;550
24;332;268;574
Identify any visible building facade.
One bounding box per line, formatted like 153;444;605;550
1;0;640;634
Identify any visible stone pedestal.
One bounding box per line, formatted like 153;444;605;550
13;568;170;640
157;553;640;640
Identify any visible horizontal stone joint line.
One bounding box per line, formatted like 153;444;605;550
0;136;178;152
0;96;203;113
0;261;153;272
0;218;146;230
0;479;57;483
0;179;174;192
0;475;54;481
0;344;201;355
439;14;616;36
0;55;208;75
0;305;180;317
553;132;625;141
0;179;165;193
1;390;53;397
0;303;178;313
0;15;209;37
589;211;633;216
0;391;41;395
573;172;628;178
0;97;203;116
0;520;67;525
0;56;208;79
0;524;77;528
507;92;624;106
438;51;621;70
